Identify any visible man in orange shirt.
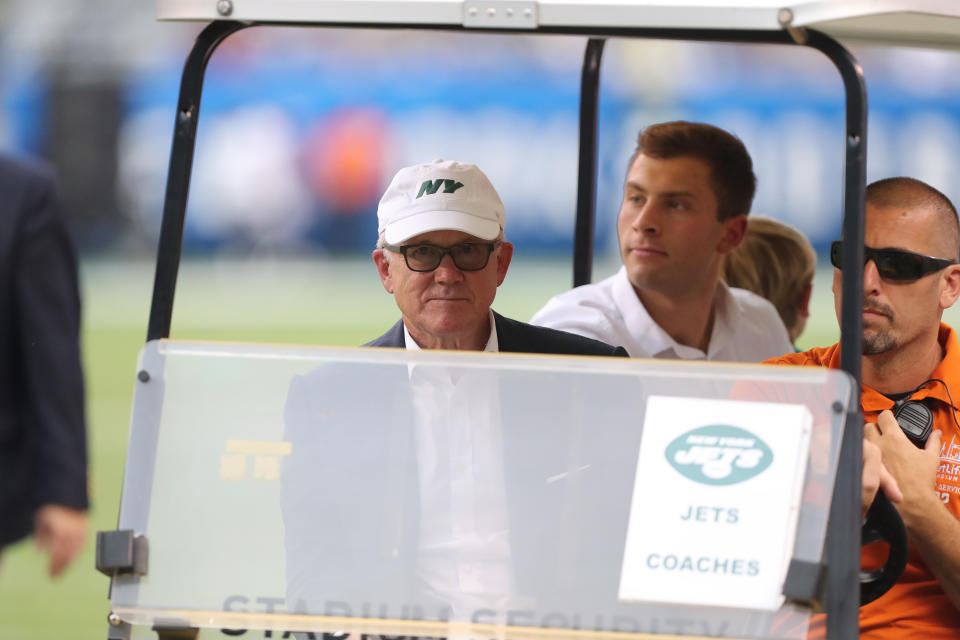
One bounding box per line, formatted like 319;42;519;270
768;177;960;637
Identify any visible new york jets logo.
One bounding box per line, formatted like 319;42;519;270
665;425;773;485
417;178;464;198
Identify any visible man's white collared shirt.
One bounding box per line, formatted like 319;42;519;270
403;312;514;616
530;266;792;361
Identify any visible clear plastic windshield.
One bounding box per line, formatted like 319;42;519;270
111;340;853;639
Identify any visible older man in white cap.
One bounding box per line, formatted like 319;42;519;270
368;159;626;356
281;160;628;628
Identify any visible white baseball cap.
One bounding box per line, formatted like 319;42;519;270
377;159;505;244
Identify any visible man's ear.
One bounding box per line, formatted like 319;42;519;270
716;215;748;254
799;281;813;317
372;249;394;294
938;264;960;310
495;241;514;286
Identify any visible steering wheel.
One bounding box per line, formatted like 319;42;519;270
860;491;908;605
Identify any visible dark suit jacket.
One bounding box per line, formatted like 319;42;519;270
282;312;637;619
365;310;628;357
0;154;87;548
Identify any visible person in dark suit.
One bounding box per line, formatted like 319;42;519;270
0;153;87;577
282;353;643;623
281;160;632;630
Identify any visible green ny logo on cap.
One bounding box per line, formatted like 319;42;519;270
417;179;465;198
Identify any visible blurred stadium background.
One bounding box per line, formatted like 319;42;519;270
2;1;960;637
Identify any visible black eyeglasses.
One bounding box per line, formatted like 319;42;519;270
830;241;956;282
383;241;500;272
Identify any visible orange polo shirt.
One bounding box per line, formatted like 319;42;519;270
767;324;960;638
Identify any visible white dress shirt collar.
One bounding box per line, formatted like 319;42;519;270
611;266;740;360
403;309;499;353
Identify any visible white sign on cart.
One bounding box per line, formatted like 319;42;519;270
619;395;813;611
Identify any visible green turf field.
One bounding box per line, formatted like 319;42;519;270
0;254;916;638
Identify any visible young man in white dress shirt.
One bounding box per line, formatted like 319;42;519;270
532;121;792;361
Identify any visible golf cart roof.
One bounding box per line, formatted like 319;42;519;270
157;0;960;49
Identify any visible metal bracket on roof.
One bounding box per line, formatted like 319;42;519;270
778;8;808;45
463;1;538;29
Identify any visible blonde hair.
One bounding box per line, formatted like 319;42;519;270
722;216;816;339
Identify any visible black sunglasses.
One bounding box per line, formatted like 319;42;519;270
383;241;500;272
830;241;956;281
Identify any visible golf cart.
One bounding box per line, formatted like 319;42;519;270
95;2;960;639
